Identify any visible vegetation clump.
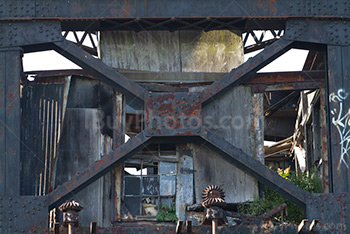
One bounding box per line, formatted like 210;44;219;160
238;167;322;223
156;204;178;222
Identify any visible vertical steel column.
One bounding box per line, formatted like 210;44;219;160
327;45;350;192
0;48;22;196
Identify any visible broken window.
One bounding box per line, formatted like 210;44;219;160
122;144;177;218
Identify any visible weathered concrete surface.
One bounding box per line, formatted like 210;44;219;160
100;31;181;72
179;30;243;72
100;30;243;73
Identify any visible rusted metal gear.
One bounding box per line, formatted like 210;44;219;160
202;185;226;208
59;201;84;227
59;200;83;212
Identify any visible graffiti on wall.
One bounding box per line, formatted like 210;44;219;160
329;89;350;168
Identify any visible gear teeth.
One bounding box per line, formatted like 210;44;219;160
201;184;226;208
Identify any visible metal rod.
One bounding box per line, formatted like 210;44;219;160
212;219;218;234
90;222;97;234
175;220;183;234
186;220;192;233
68;223;74;234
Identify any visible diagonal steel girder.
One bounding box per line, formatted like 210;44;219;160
51;39;147;109
200;129;308;209
201;38;294;107
48;132;152;209
48;131;308;210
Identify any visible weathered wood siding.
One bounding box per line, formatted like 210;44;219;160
194;86;264;203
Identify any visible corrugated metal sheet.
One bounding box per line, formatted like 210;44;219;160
20;76;71;195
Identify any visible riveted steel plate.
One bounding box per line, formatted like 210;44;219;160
0;0;35;18
0;196;48;234
0;21;62;48
145;92;202;136
285;19;350;46
307;193;349;233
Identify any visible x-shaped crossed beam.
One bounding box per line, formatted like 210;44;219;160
47;37;307;210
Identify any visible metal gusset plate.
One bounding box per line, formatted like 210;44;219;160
0;21;61;48
0;196;48;234
286;19;350;46
145;92;202;136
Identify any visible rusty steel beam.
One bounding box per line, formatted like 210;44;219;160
200;129;308;209
249;70;325;85
26;69;325;84
48;132;152;209
51;39;147;109
202;39;294;107
1;0;350;22
0;48;22;196
249;70;325;92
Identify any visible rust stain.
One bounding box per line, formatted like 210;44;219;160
269;0;277;14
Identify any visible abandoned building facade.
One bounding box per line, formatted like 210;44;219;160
0;0;350;233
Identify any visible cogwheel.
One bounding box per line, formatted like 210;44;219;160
202;185;226;208
59;200;84;212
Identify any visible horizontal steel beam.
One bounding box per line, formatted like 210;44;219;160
200;129;308;209
1;0;350;21
201;39;294;107
25;69;325;85
249;70;325;92
48;132;152;209
51;39;147;109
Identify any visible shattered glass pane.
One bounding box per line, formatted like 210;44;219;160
142;176;159;195
159;162;176;175
160;176;176;196
125;176;140;195
124;197;141;216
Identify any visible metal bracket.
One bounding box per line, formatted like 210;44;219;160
0;196;48;233
285;19;350;46
145;92;202;136
0;21;62;48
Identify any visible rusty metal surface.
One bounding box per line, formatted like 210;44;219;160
2;1;350;231
306;193;349;233
0;196;48;234
48;131;152;209
261;203;287;220
145;92;202;136
286;19;350;46
0;21;62;48
0;48;22;196
25;69;325;89
50;223;298;233
327;45;350;193
202;38;294;107
1;0;350;25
